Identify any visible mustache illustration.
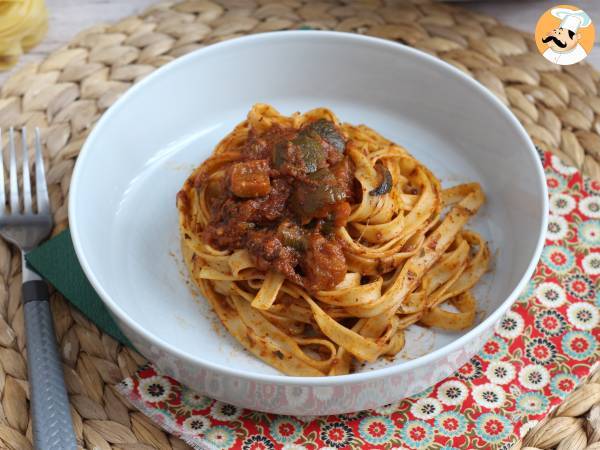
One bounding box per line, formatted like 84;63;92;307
542;35;567;48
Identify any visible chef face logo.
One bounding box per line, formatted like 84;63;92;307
535;5;595;65
542;27;579;52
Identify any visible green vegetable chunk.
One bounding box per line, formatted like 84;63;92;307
292;131;325;173
293;169;346;217
320;215;335;236
306;119;345;152
272;140;288;169
278;221;307;251
272;120;344;175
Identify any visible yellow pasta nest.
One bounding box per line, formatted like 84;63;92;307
177;104;491;376
0;0;48;70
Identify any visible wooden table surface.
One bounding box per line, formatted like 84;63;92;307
2;0;600;84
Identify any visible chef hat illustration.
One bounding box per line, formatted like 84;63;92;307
551;8;592;33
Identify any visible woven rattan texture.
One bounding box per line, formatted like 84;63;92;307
0;1;598;449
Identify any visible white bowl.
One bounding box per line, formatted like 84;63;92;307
69;31;548;415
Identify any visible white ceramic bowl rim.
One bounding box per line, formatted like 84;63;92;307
69;30;549;386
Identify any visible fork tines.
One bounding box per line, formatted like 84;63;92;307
0;128;49;216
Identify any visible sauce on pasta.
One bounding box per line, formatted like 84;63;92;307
198;120;355;292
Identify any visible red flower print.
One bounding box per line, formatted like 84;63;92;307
331;429;343;440
548;179;559;189
565;274;594;300
459;366;471;375
542;316;558;329
410;426;426;441
368;422;386;438
484;419;505;436
321;422;354;447
572;280;587;293
278;423;294;437
443;418;459;431
526;338;558;365
485;342;499;353
242;435;275;450
457;358;484;380
533;346;549;359
535;310;567;337
559;379;574;391
550;252;567;265
572;337;590;353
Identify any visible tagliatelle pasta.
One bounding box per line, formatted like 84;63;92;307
0;0;48;70
177;104;490;376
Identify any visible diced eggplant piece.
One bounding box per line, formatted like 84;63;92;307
229;159;271;198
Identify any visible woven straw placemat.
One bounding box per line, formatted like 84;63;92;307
0;1;598;449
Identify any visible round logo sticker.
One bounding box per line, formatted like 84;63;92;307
535;5;595;66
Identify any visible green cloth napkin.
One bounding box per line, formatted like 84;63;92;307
26;229;132;347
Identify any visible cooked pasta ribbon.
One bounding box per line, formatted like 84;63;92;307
178;104;491;376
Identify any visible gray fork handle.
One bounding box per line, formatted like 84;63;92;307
23;280;78;450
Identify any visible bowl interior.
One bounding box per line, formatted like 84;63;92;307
70;31;546;378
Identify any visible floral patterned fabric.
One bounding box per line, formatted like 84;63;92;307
118;152;599;450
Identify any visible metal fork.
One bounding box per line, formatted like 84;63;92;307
0;128;77;450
